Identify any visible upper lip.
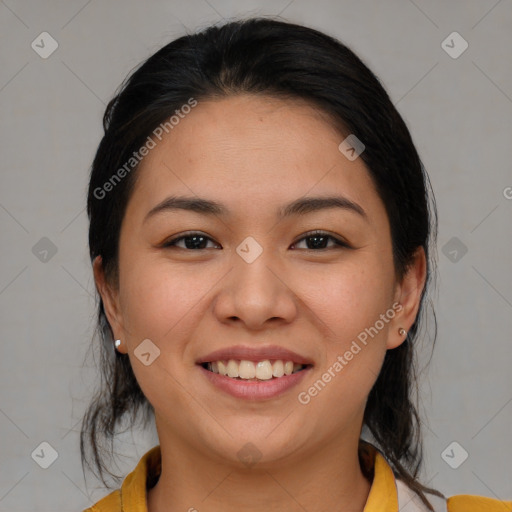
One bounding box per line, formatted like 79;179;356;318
196;345;314;366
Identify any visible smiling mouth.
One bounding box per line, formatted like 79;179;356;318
201;359;312;381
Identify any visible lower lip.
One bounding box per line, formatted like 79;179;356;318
198;365;312;400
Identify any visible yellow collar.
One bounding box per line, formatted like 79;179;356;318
358;440;399;511
85;441;511;512
113;440;398;512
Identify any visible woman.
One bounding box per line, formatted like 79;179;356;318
81;17;511;512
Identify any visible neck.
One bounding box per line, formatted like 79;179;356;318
147;427;372;512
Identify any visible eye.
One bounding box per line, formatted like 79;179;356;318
162;232;220;250
162;230;350;251
291;230;350;250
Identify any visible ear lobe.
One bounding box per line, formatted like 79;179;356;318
93;255;125;351
387;247;427;350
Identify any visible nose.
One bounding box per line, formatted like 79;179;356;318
212;249;298;330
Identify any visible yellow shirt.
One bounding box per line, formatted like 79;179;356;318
83;441;511;512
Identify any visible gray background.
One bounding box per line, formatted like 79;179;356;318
1;0;511;510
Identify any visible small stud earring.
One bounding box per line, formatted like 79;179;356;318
114;339;121;349
398;328;407;337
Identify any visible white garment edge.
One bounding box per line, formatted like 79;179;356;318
396;478;448;512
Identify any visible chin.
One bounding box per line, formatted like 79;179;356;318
197;422;306;468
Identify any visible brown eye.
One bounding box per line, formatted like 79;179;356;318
163;232;220;250
291;230;350;250
162;230;350;251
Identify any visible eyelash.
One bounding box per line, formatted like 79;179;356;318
162;230;351;251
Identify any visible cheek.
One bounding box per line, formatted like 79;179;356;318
296;258;393;343
293;258;392;407
297;277;390;430
117;257;210;408
118;256;208;344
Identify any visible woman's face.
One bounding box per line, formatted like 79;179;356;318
95;94;425;467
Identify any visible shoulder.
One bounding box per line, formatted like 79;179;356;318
82;488;121;512
397;478;512;512
394;465;511;512
81;445;161;512
447;494;512;511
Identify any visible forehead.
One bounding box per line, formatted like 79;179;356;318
124;94;386;226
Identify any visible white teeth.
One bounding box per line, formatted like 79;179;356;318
227;360;239;378
255;360;273;380
206;359;305;380
272;360;284;377
217;361;227;376
239;360;256;379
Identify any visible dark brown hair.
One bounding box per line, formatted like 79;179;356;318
82;16;442;509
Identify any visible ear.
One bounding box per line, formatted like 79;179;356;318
93;255;128;354
387;246;427;350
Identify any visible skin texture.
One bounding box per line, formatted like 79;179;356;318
93;94;426;512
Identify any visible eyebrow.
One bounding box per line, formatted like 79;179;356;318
143;195;368;224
